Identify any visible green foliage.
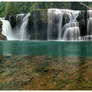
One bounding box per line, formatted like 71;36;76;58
5;2;16;15
30;3;40;13
71;2;89;10
0;2;6;17
5;2;32;15
0;2;92;16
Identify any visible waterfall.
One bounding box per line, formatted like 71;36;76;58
63;27;80;40
62;22;79;38
0;19;13;40
47;8;80;40
88;10;92;18
19;13;30;40
87;18;92;35
0;13;30;40
1;9;92;41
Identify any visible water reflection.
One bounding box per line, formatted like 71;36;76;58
0;41;92;57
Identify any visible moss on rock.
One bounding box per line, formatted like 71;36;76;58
0;20;2;28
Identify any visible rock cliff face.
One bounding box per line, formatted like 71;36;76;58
0;21;7;40
77;10;88;36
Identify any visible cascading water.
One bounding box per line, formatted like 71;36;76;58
0;19;13;40
19;13;30;40
87;18;92;35
1;8;92;41
47;9;81;40
61;22;79;38
1;13;30;40
63;27;80;40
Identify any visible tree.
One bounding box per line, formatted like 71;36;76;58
5;2;32;15
0;2;6;16
30;3;40;12
5;2;18;15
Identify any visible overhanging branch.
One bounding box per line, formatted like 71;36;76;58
79;2;92;10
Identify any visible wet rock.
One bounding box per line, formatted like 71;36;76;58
27;10;47;40
77;10;88;36
5;15;16;28
0;21;7;40
62;13;70;27
9;15;17;28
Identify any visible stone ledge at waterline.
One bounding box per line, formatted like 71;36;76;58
0;20;7;40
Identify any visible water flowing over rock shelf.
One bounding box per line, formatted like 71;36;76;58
0;9;92;41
